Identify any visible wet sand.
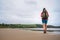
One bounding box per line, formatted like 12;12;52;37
0;28;60;40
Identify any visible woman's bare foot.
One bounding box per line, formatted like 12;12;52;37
44;30;46;34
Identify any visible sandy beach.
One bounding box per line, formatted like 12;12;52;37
0;28;60;40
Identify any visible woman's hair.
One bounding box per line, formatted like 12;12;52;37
43;8;46;13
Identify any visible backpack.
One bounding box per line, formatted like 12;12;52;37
42;12;48;18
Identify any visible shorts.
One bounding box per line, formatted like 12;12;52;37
42;19;48;24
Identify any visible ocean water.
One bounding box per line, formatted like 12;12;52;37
22;28;60;34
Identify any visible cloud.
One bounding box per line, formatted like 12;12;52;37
0;0;60;26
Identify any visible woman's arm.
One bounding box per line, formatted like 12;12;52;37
41;12;43;17
46;11;49;17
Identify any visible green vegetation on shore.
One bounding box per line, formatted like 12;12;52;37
0;23;60;28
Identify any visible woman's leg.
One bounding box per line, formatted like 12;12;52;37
45;24;47;33
45;24;47;30
43;24;47;33
43;23;46;33
42;19;47;33
43;24;45;30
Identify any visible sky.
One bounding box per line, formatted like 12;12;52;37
0;0;60;26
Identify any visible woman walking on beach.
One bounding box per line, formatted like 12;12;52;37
41;8;49;33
